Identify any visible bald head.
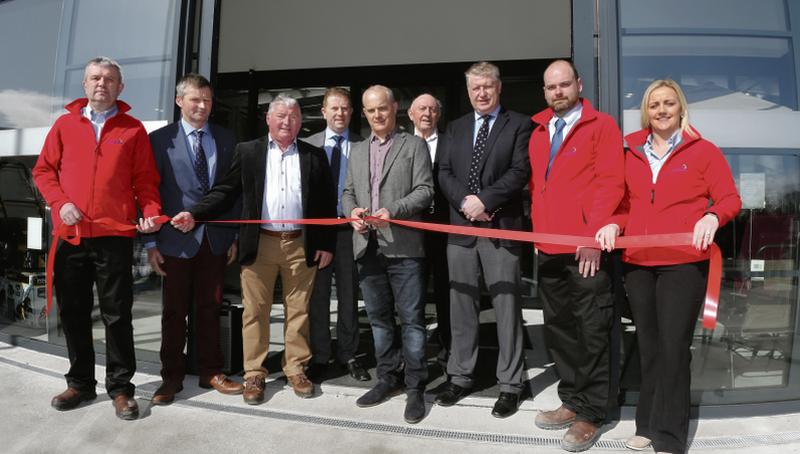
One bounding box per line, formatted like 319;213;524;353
408;94;441;139
543;59;583;116
362;85;398;139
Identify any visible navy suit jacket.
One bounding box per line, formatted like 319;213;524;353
148;122;240;258
438;108;532;247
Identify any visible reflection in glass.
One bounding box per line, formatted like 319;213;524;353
619;0;800;401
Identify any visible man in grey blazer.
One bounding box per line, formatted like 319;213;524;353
302;87;370;382
341;85;433;424
146;74;244;404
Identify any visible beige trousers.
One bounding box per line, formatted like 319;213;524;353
240;234;316;378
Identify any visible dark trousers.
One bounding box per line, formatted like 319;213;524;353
309;226;360;364
357;235;427;390
54;236;135;398
424;230;450;367
624;261;708;454
538;252;614;424
159;236;227;383
447;238;524;393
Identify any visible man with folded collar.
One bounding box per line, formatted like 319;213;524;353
302;87;370;382
436;61;532;419
341;85;433;424
172;94;336;405
146;73;244;405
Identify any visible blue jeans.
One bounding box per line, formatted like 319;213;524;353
357;236;427;390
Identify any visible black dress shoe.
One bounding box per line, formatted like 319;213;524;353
346;359;371;382
404;389;426;424
51;387;97;411
356;381;403;407
305;362;328;382
434;382;469;407
491;392;520;418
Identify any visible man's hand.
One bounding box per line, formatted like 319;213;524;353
368;207;391;228
227;242;238;265
461;195;486;220
137;216;163;234
575;247;601;278
147;247;166;276
692;213;719;251
595;223;620;252
350;208;369;233
315;250;333;269
171;211;196;233
59;202;83;226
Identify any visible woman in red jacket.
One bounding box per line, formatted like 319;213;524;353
595;79;741;454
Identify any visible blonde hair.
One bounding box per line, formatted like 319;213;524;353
465;61;500;82
639;79;697;137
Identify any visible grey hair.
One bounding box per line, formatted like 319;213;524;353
268;93;300;114
176;73;212;98
363;85;395;103
85;56;124;83
464;61;500;82
411;93;442;111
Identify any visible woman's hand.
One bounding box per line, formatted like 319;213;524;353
692;213;719;251
595;223;620;252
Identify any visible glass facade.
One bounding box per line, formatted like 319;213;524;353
0;0;182;360
4;0;800;409
619;0;800;403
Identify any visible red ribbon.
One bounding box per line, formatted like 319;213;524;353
45;215;722;330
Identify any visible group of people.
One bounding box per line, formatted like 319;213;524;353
33;56;740;454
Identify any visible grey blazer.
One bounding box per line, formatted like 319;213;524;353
341;130;433;259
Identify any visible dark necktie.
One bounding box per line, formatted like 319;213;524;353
546;117;566;179
193;130;210;193
330;135;343;195
468;114;491;194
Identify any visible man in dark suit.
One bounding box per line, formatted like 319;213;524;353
341;85;433;424
436;61;532;418
302;87;369;382
408;93;451;371
172;94;336;405
147;74;244;404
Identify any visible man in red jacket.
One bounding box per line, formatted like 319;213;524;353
33;56;163;421
528;60;625;451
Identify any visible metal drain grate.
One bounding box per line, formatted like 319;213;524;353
4;353;800;451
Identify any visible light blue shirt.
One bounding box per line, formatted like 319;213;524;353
323;127;351;216
180;118;217;184
643;130;683;183
81;105;118;142
472;105;502;145
548;102;583;142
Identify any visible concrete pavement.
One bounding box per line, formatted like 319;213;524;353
2;340;800;454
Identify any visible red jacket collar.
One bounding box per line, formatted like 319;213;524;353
531;98;598;127
624;126;703;150
64;98;132;115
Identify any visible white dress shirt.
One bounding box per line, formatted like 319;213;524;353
262;136;303;231
415;128;438;166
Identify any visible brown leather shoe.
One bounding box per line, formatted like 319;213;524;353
243;375;266;405
561;421;601;452
112;395;139;420
535;404;577;430
51;387;97;411
151;382;183;405
287;373;314;398
199;374;244;395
